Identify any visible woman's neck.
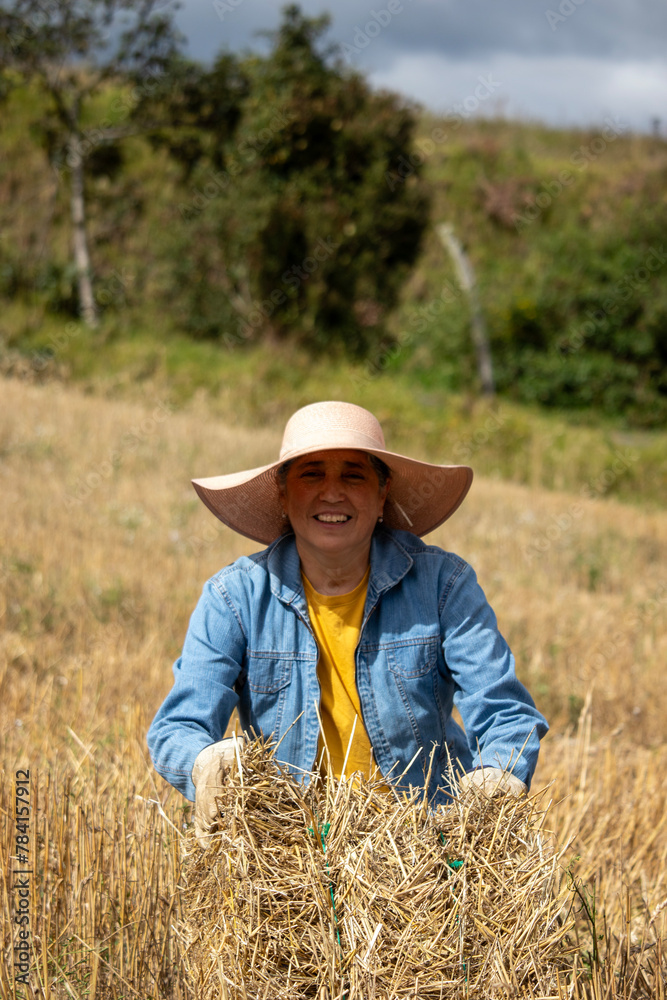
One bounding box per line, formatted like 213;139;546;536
296;541;371;596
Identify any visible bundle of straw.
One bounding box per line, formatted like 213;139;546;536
179;739;573;999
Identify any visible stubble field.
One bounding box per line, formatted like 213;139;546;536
1;376;665;998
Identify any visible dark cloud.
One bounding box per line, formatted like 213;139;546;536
172;0;667;130
176;0;667;63
347;0;667;64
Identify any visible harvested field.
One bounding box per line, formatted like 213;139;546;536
1;377;665;998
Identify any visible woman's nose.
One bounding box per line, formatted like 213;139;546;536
319;475;345;501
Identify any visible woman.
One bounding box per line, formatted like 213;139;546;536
147;401;548;844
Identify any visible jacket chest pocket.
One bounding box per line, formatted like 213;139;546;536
383;638;445;772
247;653;292;693
386;638;439;678
243;653;293;739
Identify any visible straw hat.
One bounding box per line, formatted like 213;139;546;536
192;401;473;544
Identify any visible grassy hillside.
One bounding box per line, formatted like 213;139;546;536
4;327;667;513
1;377;665;996
1;79;666;422
389;114;667;419
1;80;667;521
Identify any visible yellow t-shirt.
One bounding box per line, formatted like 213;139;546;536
302;567;381;782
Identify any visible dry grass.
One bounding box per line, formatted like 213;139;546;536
1;376;666;998
179;739;573;999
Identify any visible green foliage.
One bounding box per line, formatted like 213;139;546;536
0;0;185;327
485;229;667;424
136;54;249;179
164;5;430;356
390;120;667;426
34;261;80;317
0;6;665;424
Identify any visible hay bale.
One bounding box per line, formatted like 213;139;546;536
179;740;573;999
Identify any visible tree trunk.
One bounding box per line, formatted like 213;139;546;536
436;223;494;397
69;136;98;328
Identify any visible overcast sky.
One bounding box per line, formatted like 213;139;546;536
170;0;667;133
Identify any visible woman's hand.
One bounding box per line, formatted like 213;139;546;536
191;734;245;848
458;767;527;798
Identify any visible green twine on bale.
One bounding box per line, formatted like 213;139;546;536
307;821;342;951
306;823;467;985
439;833;466;980
439;831;464;870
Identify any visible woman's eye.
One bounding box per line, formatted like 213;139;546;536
298;469;365;481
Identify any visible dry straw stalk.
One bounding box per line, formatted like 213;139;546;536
179;739;575;1000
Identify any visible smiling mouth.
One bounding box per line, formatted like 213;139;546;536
314;514;351;523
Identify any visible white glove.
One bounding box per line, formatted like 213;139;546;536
191;735;245;848
458;767;527;798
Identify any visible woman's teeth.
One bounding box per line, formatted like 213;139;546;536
315;514;350;522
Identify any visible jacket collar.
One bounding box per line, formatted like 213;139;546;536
266;527;414;608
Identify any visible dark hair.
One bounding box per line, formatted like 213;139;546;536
276;459;293;492
276;453;391;491
367;454;391;489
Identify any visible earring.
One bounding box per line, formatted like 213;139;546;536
378;515;384;523
281;512;287;520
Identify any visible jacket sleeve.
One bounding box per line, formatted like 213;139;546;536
146;576;247;801
439;560;548;788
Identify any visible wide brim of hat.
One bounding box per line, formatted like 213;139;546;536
192;444;473;544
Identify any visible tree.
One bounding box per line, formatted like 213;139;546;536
0;0;183;327
132;52;249;181
167;4;431;357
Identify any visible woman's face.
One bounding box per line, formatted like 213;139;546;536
280;449;389;561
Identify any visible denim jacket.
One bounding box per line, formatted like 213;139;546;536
147;527;548;804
